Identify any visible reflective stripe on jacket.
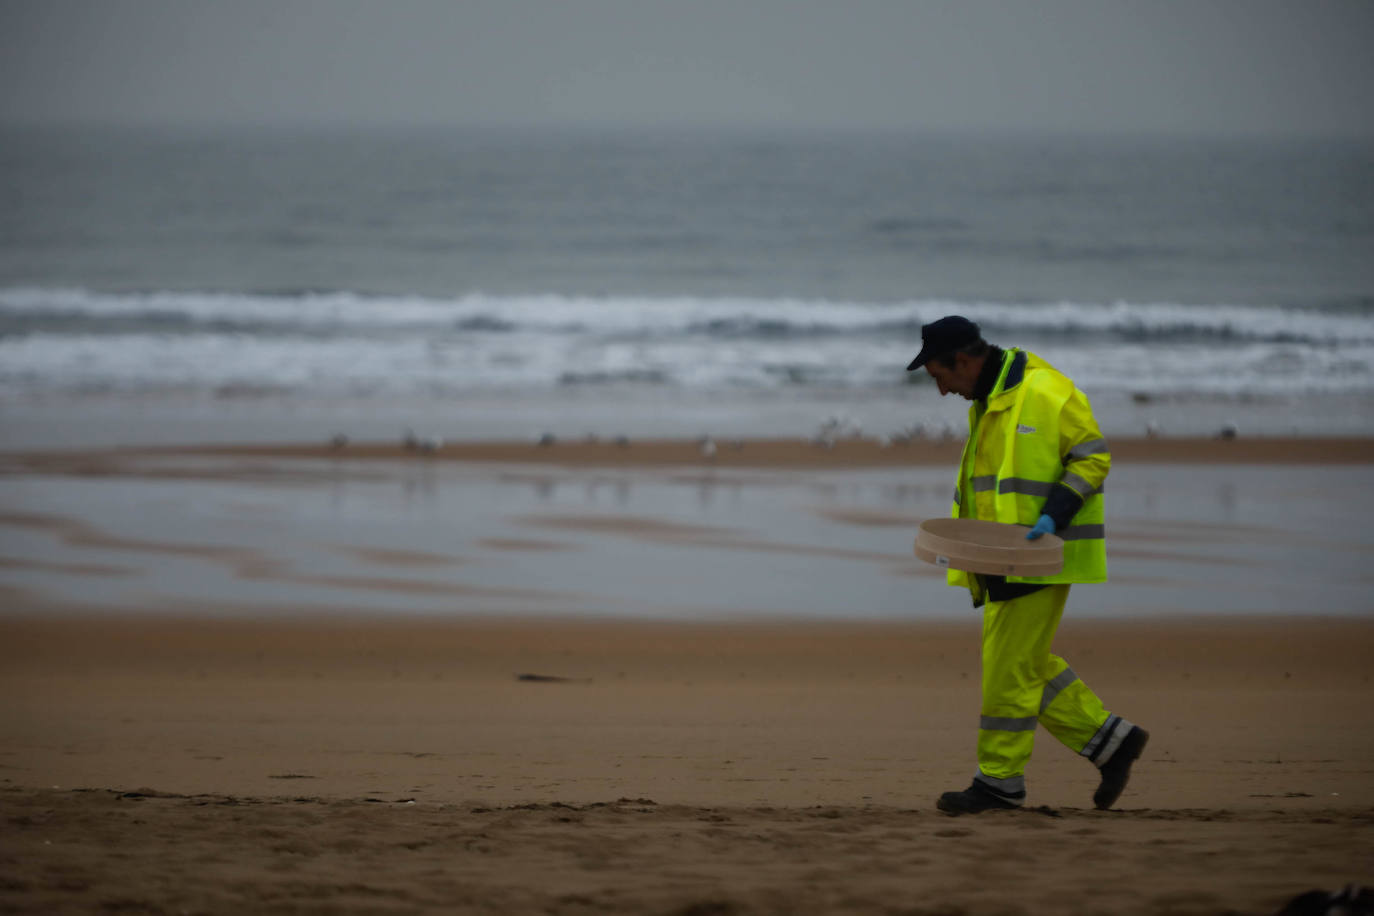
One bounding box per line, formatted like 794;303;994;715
948;348;1108;595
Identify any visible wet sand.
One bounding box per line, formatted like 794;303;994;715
1;436;1372;913
2;436;1372;619
4;434;1372;475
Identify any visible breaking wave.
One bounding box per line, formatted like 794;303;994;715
1;287;1370;399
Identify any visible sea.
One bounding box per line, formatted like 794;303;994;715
2;124;1373;447
3;124;1373;618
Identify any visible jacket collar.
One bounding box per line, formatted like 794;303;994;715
971;345;1005;401
980;348;1027;410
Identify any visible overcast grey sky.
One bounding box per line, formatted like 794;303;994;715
2;0;1372;136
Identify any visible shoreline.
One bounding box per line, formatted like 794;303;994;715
3;434;1372;474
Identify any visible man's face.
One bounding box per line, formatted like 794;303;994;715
925;353;982;399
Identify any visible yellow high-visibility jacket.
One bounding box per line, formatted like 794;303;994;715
948;348;1109;600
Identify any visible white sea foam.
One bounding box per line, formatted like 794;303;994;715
1;288;1371;401
2;287;1370;339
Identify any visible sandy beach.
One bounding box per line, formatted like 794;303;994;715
2;612;1373;915
2;436;1373;914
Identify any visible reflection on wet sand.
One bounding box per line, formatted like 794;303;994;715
475;537;577;553
0;439;1370;618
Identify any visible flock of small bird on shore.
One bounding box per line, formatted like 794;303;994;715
325;415;1241;456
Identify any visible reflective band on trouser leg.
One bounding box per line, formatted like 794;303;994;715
980;715;1038;732
1081;715;1137;767
1037;655;1121;764
1039;663;1078;713
973;769;1026;800
976;584;1071;797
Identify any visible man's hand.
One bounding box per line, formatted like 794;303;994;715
1026;514;1056;540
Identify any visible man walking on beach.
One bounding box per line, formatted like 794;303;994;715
908;316;1148;815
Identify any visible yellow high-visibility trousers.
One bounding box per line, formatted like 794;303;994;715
974;584;1134;800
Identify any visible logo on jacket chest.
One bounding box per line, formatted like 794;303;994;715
1016;424;1037;435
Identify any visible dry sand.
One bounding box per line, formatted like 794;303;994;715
2;612;1372;915
2;436;1372;914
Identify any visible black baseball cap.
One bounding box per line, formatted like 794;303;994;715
905;316;982;371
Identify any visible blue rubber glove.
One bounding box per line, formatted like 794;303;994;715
1026;514;1056;540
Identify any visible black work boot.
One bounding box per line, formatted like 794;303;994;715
936;781;1023;815
1093;726;1149;810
